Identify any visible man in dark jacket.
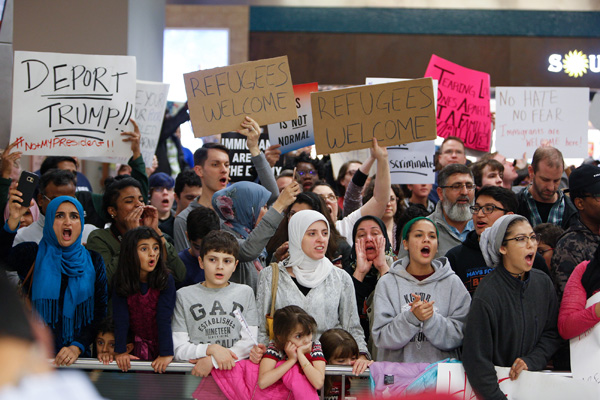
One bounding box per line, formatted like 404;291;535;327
551;164;600;299
446;186;550;296
515;146;577;230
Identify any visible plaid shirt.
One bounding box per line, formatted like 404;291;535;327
522;185;566;227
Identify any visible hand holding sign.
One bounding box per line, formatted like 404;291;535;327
120;119;141;160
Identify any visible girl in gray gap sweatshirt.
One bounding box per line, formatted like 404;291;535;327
372;217;471;363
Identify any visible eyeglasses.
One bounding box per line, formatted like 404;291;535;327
319;194;337;202
504;234;540;246
297;170;317;176
439;182;475;191
537;247;554;255
581;194;600;203
469;204;508;215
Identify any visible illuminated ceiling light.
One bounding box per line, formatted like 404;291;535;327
563;50;589;78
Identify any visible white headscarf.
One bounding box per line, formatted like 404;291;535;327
287;209;334;288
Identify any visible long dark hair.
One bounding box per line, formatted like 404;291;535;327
266;192;340;260
113;226;169;297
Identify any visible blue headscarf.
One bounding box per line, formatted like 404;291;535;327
32;196;95;344
212;181;271;239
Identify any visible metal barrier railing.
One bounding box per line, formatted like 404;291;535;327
59;359;371;400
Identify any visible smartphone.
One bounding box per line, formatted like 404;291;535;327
16;171;39;208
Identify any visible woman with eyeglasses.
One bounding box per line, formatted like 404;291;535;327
462;214;562;400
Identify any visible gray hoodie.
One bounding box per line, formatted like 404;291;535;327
371;256;471;363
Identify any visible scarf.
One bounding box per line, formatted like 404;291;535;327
522;185;565;227
212;181;271;271
581;245;600;299
349;215;393;269
32;196;95;345
212;181;271;239
4;198;40;225
479;214;527;268
287;210;334;288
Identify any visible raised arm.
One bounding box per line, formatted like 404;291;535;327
343;156;374;217
358;138;390;218
237;181;300;262
238;116;279;205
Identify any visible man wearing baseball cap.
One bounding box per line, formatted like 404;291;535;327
552;164;600;299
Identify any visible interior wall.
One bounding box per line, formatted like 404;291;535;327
13;0;128;55
129;0;166;82
165;5;249;64
249;32;600;88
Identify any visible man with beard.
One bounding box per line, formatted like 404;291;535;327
398;164;475;258
516;146;576;230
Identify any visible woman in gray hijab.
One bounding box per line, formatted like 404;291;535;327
462;214;562;400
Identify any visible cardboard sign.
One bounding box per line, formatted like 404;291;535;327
570;292;600;384
366;77;436;184
267;82;317;154
311;78;437;155
496;86;589;158
436;362;598;399
10;51;136;157
184;56;297;137
424;54;491;152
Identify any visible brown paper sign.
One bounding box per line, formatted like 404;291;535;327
311;78;437;155
184;56;297;137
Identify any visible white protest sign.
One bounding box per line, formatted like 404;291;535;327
436;362;598;399
590;92;600;130
366;78;436;184
135;81;169;167
388;142;436;184
10;51;136;158
570;291;600;384
268;82;317;154
89;80;170;165
330;149;373;180
495;87;589;158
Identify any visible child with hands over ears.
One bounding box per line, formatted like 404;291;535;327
258;305;326;391
112;226;176;373
171;230;263;377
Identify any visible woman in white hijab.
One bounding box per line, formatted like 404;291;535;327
256;210;369;360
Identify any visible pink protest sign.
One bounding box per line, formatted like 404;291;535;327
425;54;491;152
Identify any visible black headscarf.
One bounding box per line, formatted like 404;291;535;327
349;215;392;267
581;244;600;299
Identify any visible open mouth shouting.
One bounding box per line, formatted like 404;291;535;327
219;177;229;187
524;252;535;267
62;228;73;242
420;245;432;258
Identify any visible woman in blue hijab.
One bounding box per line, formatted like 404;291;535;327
1;189;107;366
